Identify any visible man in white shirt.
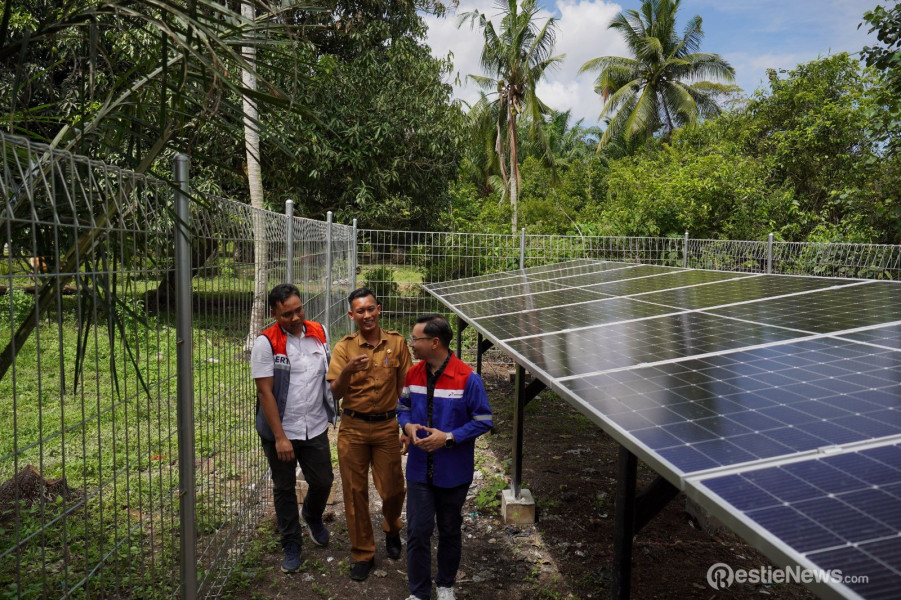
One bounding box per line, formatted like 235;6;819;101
251;284;337;573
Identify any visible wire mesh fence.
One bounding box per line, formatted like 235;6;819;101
0;133;354;599
357;229;901;362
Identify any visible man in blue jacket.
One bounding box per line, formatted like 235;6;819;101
397;314;493;600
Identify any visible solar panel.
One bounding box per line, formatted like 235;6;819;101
692;442;901;600
424;259;901;600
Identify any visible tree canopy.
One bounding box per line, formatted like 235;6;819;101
579;0;735;149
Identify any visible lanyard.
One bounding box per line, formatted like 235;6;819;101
425;352;451;481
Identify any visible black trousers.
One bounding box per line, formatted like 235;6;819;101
261;429;334;548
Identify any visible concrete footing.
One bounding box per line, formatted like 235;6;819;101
297;479;340;505
501;488;536;524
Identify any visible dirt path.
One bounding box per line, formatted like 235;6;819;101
227;364;816;599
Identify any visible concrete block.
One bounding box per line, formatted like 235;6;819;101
685;496;727;535
501;488;536;524
296;479;340;505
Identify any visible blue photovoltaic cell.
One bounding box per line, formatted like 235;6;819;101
558;337;901;474
531;264;678;288
708;281;901;334
425;259;623;293
582;268;749;297
509;311;804;380
475;297;679;341
697;444;901;600
457;288;612;320
426;262;901;599
440;279;572;305
636;275;855;310
838;323;901;350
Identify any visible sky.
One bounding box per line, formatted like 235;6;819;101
422;0;882;126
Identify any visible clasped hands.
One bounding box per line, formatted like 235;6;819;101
400;423;447;454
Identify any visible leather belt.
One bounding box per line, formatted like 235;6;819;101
342;409;396;422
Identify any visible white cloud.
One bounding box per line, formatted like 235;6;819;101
424;0;626;123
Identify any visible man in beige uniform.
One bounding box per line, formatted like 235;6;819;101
328;288;412;581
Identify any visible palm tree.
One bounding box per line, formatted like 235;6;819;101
460;0;564;233
579;0;734;150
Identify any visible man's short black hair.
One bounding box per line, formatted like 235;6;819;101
269;283;301;310
348;287;378;306
416;313;453;349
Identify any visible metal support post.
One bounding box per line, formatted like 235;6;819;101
519;228;526;269
351;218;358;292
512;364;526;499
476;334;494;376
173;154;197;600
325;211;333;331
456;316;467;359
611;445;679;600
612;447;637;600
285;199;294;284
766;232;774;275
682;231;689;268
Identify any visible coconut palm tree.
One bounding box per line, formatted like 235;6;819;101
579;0;735;150
460;0;564;233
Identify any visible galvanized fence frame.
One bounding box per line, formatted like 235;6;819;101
357;229;901;361
0;133;355;600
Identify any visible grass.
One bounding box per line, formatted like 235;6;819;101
0;289;265;599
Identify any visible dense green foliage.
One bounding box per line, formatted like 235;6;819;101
457;53;901;244
2;1;899;243
257;1;465;228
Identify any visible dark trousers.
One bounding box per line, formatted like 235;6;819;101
406;480;470;600
261;429;334;548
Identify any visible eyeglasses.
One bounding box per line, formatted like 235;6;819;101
408;336;431;344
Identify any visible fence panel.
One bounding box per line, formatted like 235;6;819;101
0;134;356;599
0;134;190;598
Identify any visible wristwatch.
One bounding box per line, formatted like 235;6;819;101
444;432;455;448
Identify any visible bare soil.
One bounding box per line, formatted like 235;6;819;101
227;363;816;600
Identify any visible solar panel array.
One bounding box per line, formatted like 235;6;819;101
426;260;901;600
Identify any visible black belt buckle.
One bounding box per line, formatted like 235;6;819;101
343;409;396;422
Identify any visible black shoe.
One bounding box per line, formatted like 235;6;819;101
386;534;402;560
350;558;374;581
302;513;330;547
281;542;302;574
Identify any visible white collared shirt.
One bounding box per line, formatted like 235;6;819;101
251;328;329;440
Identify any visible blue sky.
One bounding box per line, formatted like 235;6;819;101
423;0;881;125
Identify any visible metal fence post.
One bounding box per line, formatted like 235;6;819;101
683;231;689;268
766;232;774;275
174;154;197;600
285;199;294;284
351;218;358;292
519;228;526;269
325;211;333;331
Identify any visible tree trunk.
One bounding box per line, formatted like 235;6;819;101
242;1;269;352
508;106;519;234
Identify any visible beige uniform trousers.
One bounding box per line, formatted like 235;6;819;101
338;415;405;562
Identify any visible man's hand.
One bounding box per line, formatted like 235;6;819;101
275;436;295;462
411;426;448;453
400;432;411;455
343;354;370;374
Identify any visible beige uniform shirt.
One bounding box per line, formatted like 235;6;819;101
327;329;412;414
